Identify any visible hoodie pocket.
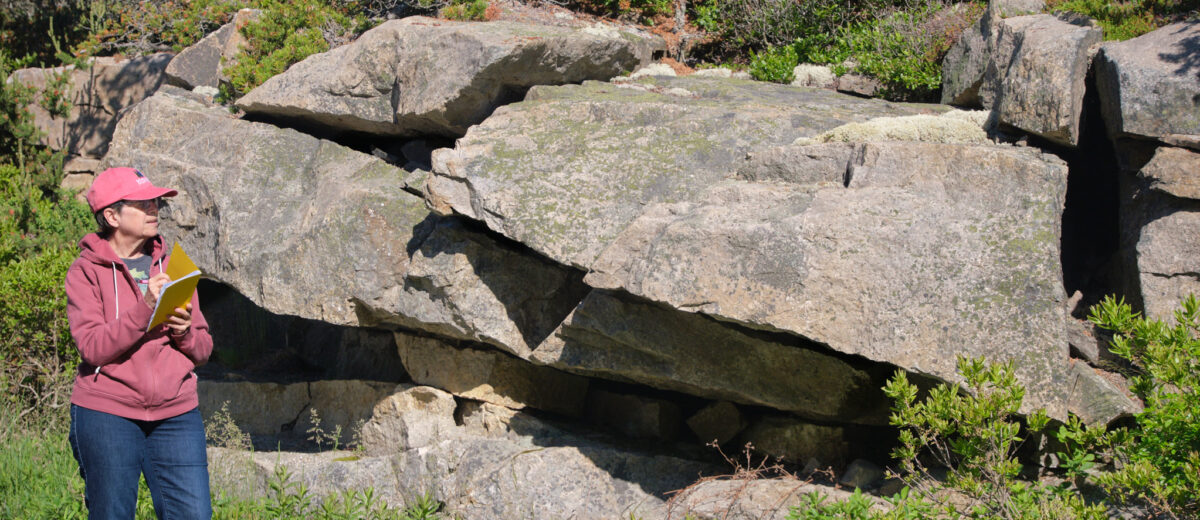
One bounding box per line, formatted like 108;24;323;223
83;347;152;406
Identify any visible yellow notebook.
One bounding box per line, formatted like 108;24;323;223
147;242;202;330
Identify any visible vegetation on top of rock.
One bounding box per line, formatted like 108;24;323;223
1046;0;1200;40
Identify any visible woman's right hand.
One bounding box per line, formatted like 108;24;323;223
144;272;171;308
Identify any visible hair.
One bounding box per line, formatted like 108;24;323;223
94;201;126;238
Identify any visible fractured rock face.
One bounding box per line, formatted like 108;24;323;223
1095;21;1200;141
429;75;1073;417
235;16;662;137
360;217;589;359
429;75;945;269
10;54;171;157
534;290;890;425
942;11;1101;146
1121;146;1200;320
981;14;1101;146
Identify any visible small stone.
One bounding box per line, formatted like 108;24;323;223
629;63;678;79
839;459;885;490
692;67;733;78
835;73;882;97
791;64;835;88
359;384;459;455
1066;317;1101;363
686;401;744;446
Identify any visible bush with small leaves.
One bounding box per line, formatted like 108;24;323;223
1089;295;1200;518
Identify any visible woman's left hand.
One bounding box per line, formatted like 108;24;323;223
166;302;192;337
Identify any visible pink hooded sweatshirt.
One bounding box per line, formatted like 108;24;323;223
65;233;213;421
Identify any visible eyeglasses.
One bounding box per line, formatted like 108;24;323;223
120;198;164;212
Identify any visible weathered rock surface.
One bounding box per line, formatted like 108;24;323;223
396;333;589;416
1095;21;1200;141
534;290;890;424
165;9;259;89
943;8;1101;146
1139;145;1200;200
392;437;709;519
104;89;576;352
429;76;1075;417
981;14;1101;146
198;381;310;435
360;218;589;359
101;90;429;325
1125;200;1200;320
1065;362;1141;426
739;416;848;465
428;75;944;269
236;16;661;137
1122;146;1200;319
359;384;460;455
940;5;997;107
198;379;394;440
840;459;886;490
594;142;1071;416
10;54;171;157
668;478;888;519
298;380;397;446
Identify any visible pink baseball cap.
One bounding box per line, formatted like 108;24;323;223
86;167;178;213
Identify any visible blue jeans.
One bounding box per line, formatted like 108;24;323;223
69;405;212;519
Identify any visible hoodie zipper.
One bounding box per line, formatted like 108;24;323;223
109;256;163;408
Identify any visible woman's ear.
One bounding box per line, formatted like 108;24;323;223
103;207;122;228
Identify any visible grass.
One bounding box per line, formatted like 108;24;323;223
0;402;446;519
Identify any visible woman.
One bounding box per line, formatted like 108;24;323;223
65;167;214;519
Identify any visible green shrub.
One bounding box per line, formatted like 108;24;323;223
884;356;1107;519
738;1;979;101
73;0;251;56
1048;0;1200;41
748;44;798;83
219;0;372;102
439;0;490;21
1088;295;1200;517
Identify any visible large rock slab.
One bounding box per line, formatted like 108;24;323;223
590;142;1071;416
533;290;890;425
101;90;429;325
429;76;1073;417
981;14;1101;146
428;76;946;270
10;54;171;157
165;9;259;89
392;437;710;519
1095;21;1200;141
236;16;661;137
